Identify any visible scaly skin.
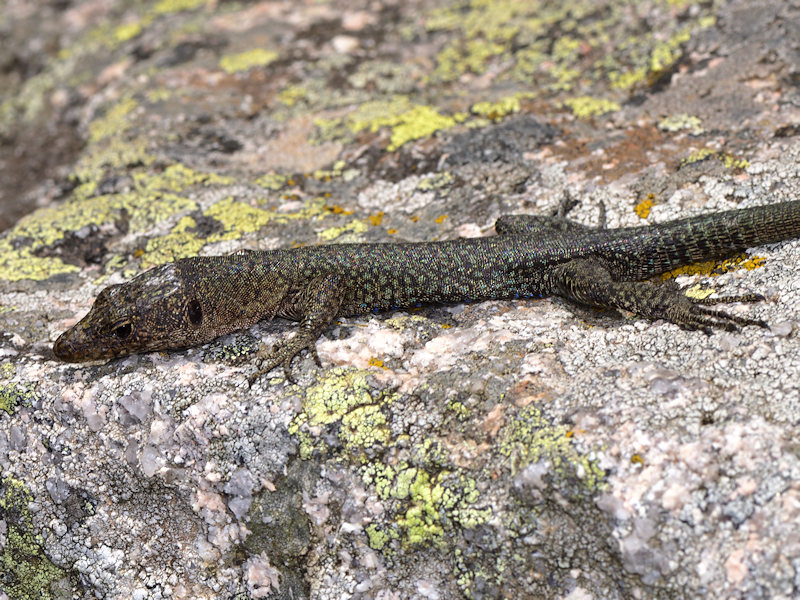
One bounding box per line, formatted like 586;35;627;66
54;200;800;382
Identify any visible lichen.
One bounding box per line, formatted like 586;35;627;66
139;196;329;266
634;196;655;219
470;94;531;122
361;452;491;550
0;478;68;600
315;97;467;151
0;159;243;282
152;0;208;16
563;96;620;118
219;48;279;74
681;149;750;170
288;368;398;461
498;405;605;492
87;97;140;143
662;253;763;280
658;114;705;135
317;220;369;242
0;383;35;416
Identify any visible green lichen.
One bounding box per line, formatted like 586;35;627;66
658;113;705;135
140;196;329;266
610;27;697;90
88;97;139;144
649;30;691;80
361;456;491;549
470;94;531;122
152;0;208;16
396;469;491;548
365;524;393;552
219;48;279;74
144;87;172;103
445;399;472;421
0;383;35;416
433;39;507;82
680;148;750;170
311;160;358;183
0;161;238;281
72;134;154;185
498;405;605;492
416;172;453;192
288;368;399;461
317;219;369;242
254;173;290;190
0;244;79;282
277;85;311;107
563;96;620;118
421;0;715;99
316;98;467;151
0;478;68;600
112;21;143;43
427;0;531;82
139;215;209;267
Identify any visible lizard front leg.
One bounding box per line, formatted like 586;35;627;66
250;274;346;384
550;258;768;331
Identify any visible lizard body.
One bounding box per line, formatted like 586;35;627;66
54;200;800;381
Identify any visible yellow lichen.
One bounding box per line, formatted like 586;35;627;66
662;254;764;280
499;405;605;491
152;0;208;16
88;97;139;144
113;22;142;43
658;113;704;135
563;96;620;118
634;196;655;219
318;220;369;242
470;94;526;121
681;149;750;170
219;48;279;74
318;98;466;151
288;368;398;460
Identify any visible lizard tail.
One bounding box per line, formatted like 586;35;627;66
602;200;800;280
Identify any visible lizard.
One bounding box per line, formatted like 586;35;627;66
53;199;800;383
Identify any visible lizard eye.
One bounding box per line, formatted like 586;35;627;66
113;323;132;339
187;299;203;326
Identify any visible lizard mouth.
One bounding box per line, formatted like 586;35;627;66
53;332;83;362
53;329;111;362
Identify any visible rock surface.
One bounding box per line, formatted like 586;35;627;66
2;0;800;598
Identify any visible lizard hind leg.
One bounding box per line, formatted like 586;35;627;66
550;257;769;332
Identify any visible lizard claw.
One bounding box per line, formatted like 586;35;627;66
248;339;324;385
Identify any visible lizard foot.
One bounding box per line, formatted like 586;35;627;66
248;339;323;385
677;294;769;332
552;257;771;333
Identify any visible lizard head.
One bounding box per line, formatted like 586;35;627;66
53;262;220;362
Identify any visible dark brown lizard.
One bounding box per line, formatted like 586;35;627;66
54;200;800;382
